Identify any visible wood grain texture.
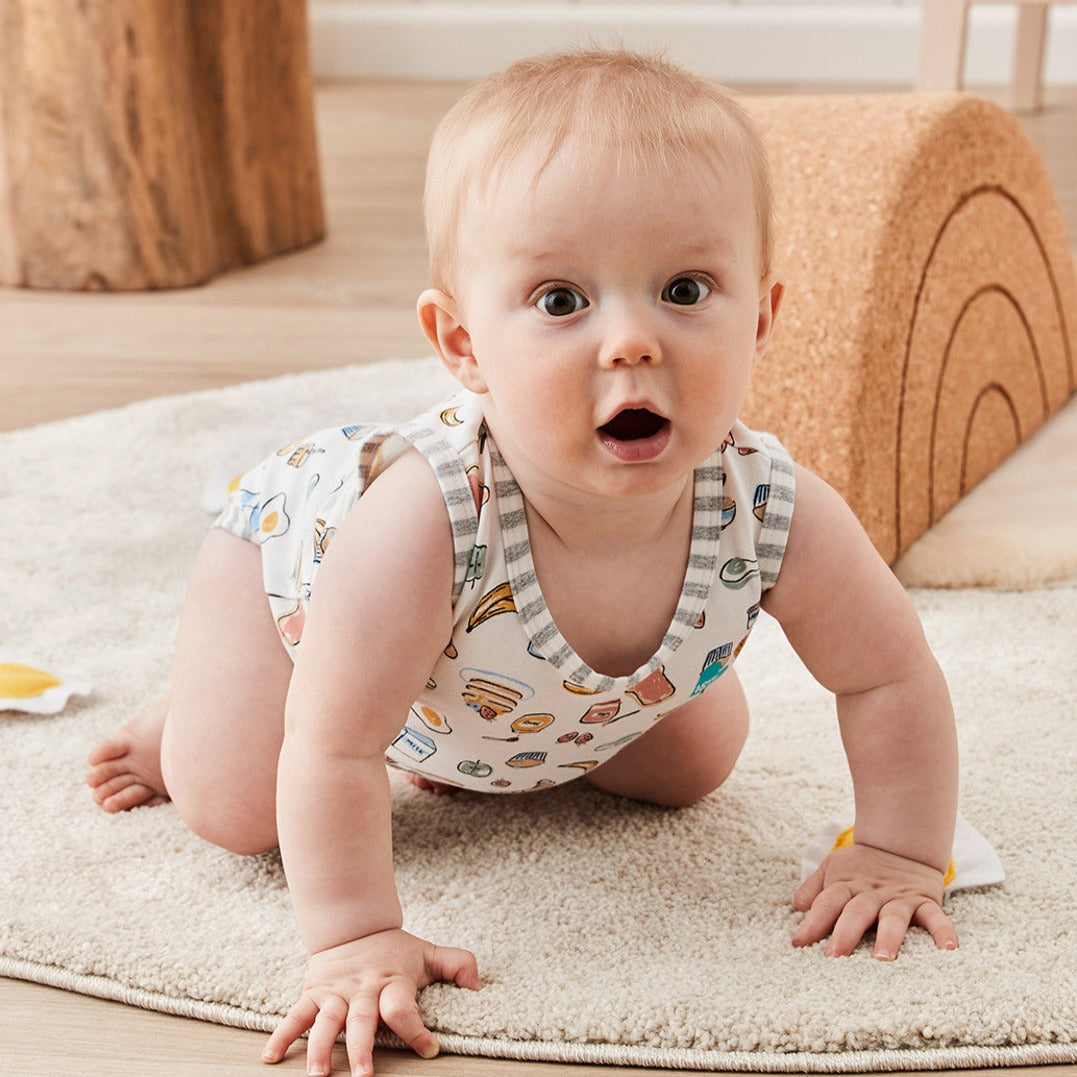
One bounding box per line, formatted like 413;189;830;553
0;0;324;290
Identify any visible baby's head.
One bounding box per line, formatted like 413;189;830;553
423;48;774;297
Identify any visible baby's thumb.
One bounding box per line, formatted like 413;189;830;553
428;944;481;991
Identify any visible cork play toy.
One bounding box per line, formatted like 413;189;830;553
743;94;1077;563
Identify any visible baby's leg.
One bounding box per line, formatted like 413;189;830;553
88;529;292;854
586;670;748;808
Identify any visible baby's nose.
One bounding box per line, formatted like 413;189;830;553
600;317;662;368
606;348;654;366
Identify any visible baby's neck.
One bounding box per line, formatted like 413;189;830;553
520;473;695;559
520;474;697;678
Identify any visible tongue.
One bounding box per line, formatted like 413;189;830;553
601;408;665;441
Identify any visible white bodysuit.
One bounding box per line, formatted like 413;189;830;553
214;391;796;793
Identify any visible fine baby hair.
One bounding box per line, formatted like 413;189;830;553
422;48;776;292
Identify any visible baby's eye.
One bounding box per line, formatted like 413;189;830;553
538;287;588;317
662;277;711;306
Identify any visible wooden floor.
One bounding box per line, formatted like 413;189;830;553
2;79;1076;1076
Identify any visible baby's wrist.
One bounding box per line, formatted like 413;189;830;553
301;903;404;955
845;822;952;876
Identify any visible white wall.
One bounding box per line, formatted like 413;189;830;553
308;1;1077;85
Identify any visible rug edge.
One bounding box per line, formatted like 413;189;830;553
4;957;1073;1073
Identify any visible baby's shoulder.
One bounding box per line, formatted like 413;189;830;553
332;445;458;594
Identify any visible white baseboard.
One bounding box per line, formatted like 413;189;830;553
309;2;1077;85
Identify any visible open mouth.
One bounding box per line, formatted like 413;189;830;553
598;408;669;442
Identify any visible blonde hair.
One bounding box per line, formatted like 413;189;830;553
423;48;774;292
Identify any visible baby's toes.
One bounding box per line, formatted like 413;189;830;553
86;734;132;767
91;771;139;805
86;755;133;791
100;781;157;813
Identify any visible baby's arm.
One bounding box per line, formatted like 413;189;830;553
761;466;959;960
262;450;479;1076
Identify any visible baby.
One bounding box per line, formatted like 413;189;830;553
87;49;960;1077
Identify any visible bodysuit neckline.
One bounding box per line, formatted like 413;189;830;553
487;438;724;694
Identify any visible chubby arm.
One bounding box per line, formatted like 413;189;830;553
264;450;479;1076
762;466;959;959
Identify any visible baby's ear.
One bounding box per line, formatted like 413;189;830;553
417;289;487;393
754;271;785;363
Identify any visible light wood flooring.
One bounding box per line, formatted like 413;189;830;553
2;79;1075;1077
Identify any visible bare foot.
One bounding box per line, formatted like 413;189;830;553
404;772;460;797
86;697;170;812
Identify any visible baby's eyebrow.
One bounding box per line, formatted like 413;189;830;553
502;244;565;265
678;233;738;260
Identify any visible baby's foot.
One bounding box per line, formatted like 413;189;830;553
86;698;169;812
404;772;460;797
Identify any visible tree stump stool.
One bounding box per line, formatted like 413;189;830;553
0;0;325;290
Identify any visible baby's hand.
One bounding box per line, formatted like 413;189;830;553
262;928;480;1076
792;843;958;960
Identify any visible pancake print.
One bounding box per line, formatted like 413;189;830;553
223;392;794;796
460;668;534;720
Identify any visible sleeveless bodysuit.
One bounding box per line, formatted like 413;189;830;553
215;390;796;793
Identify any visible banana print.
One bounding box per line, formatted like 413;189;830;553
467;581;515;632
214;391;795;794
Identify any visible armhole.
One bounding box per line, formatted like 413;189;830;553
393;418;481;603
755;433;797;591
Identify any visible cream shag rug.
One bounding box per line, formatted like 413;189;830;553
1;358;1075;1072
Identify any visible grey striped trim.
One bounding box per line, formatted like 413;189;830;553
755;433;797;589
392;416;481;601
488;440;723;693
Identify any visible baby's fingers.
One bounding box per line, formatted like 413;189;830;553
344;994;382;1077
263;996;319;1064
791;882;853;948
379;978;440;1060
823;891;891;957
426;943;481;991
307;996;348;1076
913;900;959;953
867;901;915;961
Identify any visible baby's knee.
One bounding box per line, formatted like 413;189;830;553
644;732;747;808
587;680;749;808
173;789;277;856
163;757;276;856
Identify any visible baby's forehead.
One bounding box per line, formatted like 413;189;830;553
430;103;772;292
485;129;756;205
456;139;758;276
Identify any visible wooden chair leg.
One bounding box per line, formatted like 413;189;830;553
1012;2;1050;113
916;0;972;91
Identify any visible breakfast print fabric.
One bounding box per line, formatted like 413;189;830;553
214;392;796;792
